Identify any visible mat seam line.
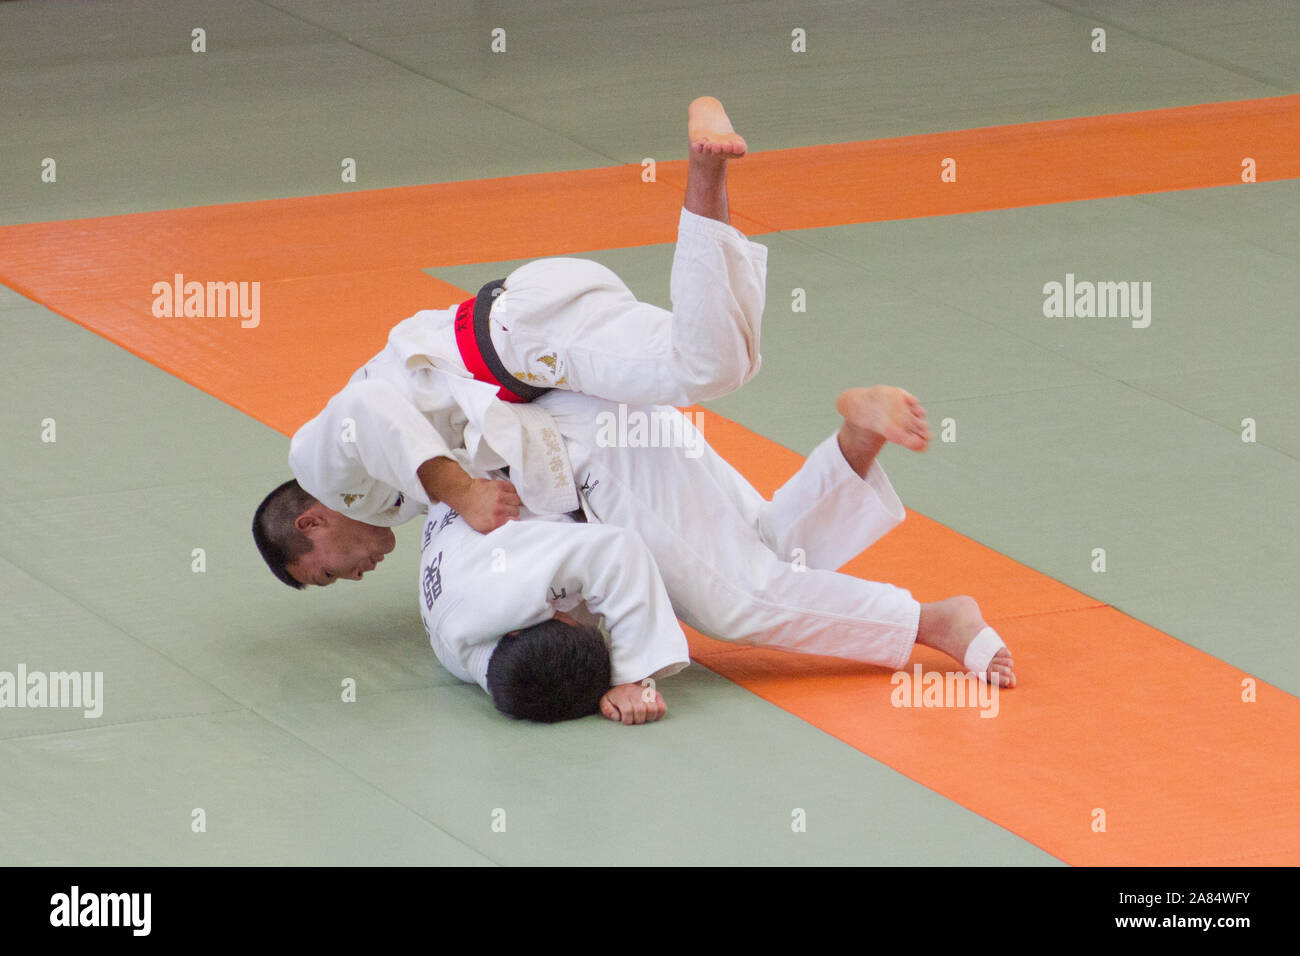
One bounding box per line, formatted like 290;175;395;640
251;0;623;169
1034;0;1296;92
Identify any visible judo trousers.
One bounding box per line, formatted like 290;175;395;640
487;207;768;406
539;392;922;671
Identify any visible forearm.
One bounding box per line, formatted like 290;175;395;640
417;456;473;508
419;457;521;532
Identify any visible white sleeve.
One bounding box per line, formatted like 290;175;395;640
421;511;690;693
759;432;907;570
289;378;452;526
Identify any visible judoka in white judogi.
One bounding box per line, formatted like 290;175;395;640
288;208;767;526
418;393;922;694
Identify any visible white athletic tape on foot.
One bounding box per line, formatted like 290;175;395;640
963;626;1005;679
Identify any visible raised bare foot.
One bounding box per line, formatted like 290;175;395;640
688;96;747;158
916;596;1016;688
836;385;931;452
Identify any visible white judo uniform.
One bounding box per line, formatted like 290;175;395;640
289;208;768;525
419;392;922;693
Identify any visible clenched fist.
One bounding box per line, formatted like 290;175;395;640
600;682;667;725
454;477;522;533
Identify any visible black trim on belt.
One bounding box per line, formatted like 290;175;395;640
474;278;552;402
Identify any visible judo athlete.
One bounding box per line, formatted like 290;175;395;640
253;97;765;588
416;385;1016;725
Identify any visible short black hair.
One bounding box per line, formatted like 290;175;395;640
252;479;319;590
486;618;612;723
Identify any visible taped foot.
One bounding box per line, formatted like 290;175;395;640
917;597;1017;688
963;626;1016;688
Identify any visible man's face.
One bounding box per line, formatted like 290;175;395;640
286;505;397;587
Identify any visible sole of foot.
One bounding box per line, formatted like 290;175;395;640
688;96;747;158
837;385;931;452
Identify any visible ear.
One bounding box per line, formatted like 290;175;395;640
293;505;331;535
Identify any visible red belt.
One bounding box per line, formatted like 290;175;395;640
453;279;550;404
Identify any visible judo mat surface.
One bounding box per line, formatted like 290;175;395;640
1;0;1296;866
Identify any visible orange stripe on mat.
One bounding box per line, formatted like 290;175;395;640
0;96;1296;435
1;98;1296;864
686;411;1300;866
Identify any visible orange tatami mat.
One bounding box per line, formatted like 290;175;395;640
0;95;1296;438
1;99;1296;865
686;411;1299;866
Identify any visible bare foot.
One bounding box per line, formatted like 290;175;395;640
836;385;931;452
916;596;1016;688
688;96;747;158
